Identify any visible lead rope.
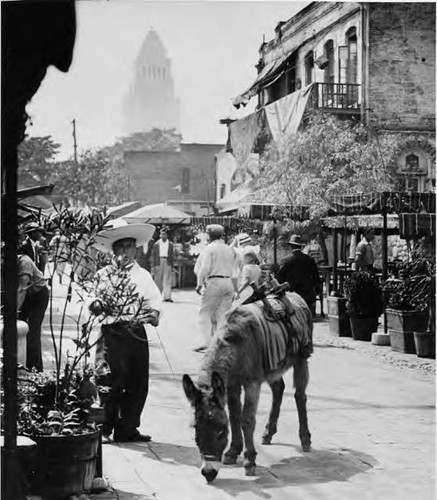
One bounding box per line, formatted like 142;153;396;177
153;325;179;388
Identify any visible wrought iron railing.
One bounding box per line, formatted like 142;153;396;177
310;82;361;111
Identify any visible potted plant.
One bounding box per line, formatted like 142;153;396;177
5;205;108;498
344;271;383;341
384;249;434;355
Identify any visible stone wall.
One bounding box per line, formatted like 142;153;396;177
368;2;436;132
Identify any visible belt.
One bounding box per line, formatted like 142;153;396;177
208;275;231;279
160;257;168;259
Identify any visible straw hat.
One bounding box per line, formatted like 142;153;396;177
25;222;44;234
237;233;251;245
94;220;155;253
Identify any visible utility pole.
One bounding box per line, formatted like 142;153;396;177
72;118;78;164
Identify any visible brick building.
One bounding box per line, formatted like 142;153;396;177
124;143;223;215
220;1;435;203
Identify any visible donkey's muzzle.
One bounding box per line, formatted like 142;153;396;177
201;458;220;483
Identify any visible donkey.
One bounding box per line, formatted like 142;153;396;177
183;291;313;483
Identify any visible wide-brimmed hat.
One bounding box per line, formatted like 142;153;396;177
25;222;44;234
237;233;251;245
206;224;224;237
94;221;155;253
288;234;305;246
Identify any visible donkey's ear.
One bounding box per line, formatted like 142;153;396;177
211;371;226;404
183;374;199;406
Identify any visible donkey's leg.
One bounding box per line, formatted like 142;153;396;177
294;358;311;452
241;382;261;476
223;384;243;465
262;377;285;445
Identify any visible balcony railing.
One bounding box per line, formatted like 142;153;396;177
309;82;361;112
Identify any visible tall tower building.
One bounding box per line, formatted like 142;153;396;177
123;29;180;135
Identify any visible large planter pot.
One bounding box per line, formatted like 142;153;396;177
385;308;429;333
389;329;416;354
413;331;436;359
29;429;100;498
328;296;351;337
349;316;378;342
0;320;29;366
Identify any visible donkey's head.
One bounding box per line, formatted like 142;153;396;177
183;371;229;483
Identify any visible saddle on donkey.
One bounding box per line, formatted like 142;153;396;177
242;281;313;372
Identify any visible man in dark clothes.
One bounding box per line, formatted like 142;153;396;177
19;222;45;273
276;234;321;315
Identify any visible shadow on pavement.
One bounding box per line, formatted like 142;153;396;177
114;440;201;468
211;446;378;496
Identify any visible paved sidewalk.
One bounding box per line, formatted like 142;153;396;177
82;290;435;500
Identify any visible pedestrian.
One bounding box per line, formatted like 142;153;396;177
235;246;262;301
20;222;45;272
250;229;262;263
151;228;174;302
89;222;162;443
194;224;236;352
15;251;50;371
276;234;321;316
49;229;70;284
355;227;376;272
230;232;252;291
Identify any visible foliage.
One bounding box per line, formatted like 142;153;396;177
17;135;60;189
109;128;182;153
384;243;435;312
344;271;383;317
17;369;97;437
251;112;401;217
50;150;130;207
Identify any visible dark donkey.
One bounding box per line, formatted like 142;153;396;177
183;291;313;482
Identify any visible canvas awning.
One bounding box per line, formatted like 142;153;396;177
229;110;264;166
122;203;191;225
232;51;296;108
399;213;436;239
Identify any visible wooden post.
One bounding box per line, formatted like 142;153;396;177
382;207;388;333
333;228;338;293
273;218;277;266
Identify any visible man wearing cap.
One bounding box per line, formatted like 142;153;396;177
195;224;236;352
151;228;175;302
89;222;162;442
276;234;321;315
20;222;45;272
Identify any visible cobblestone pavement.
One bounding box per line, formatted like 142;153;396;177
42;288;435;500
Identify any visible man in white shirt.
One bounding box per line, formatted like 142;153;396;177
152;228;175;302
195;224;236;352
90;222;162;443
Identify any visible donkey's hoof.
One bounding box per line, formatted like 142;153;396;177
261;434;272;445
244;463;257;476
223;453;238;465
302;443;311;452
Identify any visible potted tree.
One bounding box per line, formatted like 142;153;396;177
344;271;383;341
9;205;108;498
384;252;434;354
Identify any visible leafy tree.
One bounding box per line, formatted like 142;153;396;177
50;150;130;207
17;135;60;189
251;112;401;218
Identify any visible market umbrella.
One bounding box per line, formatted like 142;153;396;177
122;203;191;225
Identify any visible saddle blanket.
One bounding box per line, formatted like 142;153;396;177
245;292;312;372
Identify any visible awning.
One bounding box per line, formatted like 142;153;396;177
264;84;313;141
215;185;252;213
232;52;295;108
122;203;191;225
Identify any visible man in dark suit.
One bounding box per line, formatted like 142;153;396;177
151;228;175;302
276;234;321;315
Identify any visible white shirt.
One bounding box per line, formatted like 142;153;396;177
159;239;169;257
196;240;236;286
91;261;162;324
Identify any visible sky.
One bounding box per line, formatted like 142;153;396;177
27;0;308;159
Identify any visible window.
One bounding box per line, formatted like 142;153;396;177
304;51;314;86
324;40;335;84
346;28;357;84
181;168;190;194
220;183;226;199
406;153;420;173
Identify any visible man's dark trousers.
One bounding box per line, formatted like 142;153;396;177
19;286;49;371
101;322;149;439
